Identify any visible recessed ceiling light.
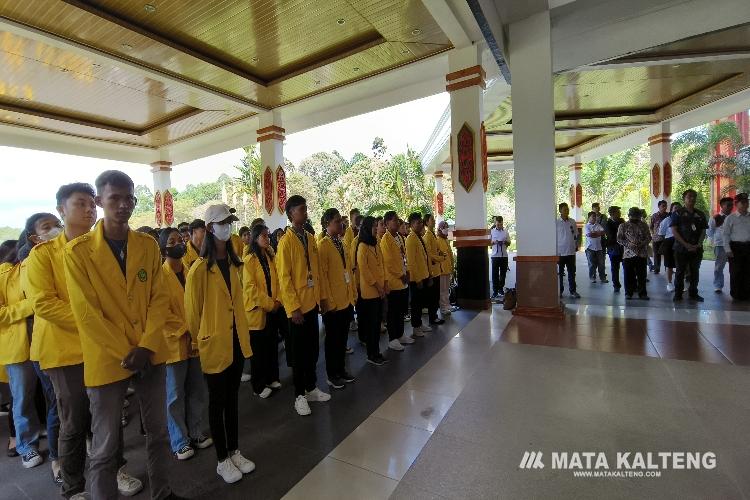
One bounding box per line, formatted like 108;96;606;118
314;80;321;86
121;43;133;51
411;28;422;35
353;67;360;72
251;56;258;63
337;18;345;25
144;4;156;13
401;49;409;54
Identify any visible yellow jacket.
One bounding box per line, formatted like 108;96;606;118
380;232;407;291
343;226;355;249
162;261;192;364
406;231;430;283
0;365;6;383
318;237;355;312
436;236;454;275
356;243;384;300
182;241;200;270
316;232;325;245
185;258;251;374
276;229;320;316
230;233;244;260
423;229;446;278
0;263;33;365
242;251;279;331
22;233;83;370
64;222;169;387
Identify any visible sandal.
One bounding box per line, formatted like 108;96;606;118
7;439;18;458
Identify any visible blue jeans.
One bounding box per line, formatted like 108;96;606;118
714;245;728;290
33;362;59;460
165;358;207;452
6;361;41;456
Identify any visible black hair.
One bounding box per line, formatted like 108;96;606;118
238;226;250;237
200;227;242;269
608;206;620;215
423;213;434;224
587;211;596;218
322;208;340;233
0;240;18;264
358;216;377;247
285;195;306;219
270;228;285;252
682;189;698;199
95;170;134;194
353;214;363;227
670;202;681;211
189;219;206;233
494;216;503;223
177;222;190;231
558;202;569;211
349;208;360;216
249;224;272;261
250;218;265;228
158;227;180;254
592;202;600;208
24;212;59;239
408;212;422;224
658;199;668;207
720;197;734;206
136;226;153;234
384;211;398;223
56;182;95;206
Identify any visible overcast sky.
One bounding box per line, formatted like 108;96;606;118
1;92;449;229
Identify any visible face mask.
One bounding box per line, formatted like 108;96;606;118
39;226;62;241
212;224;231;242
165;244;186;259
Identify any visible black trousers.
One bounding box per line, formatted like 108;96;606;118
386;288;408;341
323;306;352;378
249;318;280;395
557;255;577;293
674;250;702;297
204;330;244;461
729;241;750;300
276;307;293;368
652;240;663;271
623;256;648;297
290;308;320;396
608;251;622;288
491;257;508;294
426;277;439;323
357;298;382;359
409;281;425;328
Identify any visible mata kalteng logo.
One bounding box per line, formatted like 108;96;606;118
519;451;717;478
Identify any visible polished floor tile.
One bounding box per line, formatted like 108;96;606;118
282;457;398;500
372;388;456;432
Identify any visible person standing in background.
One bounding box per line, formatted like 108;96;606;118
556;203;580;298
421;214;444;325
722;193;750;301
490;216;510;301
658;202;681;293
708;197;734;293
617;208;651;300
436;221;455;316
584;211;607;284
650;200;669;274
183;219;206;271
380;211;413;352
604;206;624;293
671;189;708;302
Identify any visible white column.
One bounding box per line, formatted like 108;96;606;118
509;10;561;316
150;161;172;227
434;171;445;224
569;158;583;224
257;111;288;231
648;123;672;213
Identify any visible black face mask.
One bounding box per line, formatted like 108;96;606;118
165;244;186;259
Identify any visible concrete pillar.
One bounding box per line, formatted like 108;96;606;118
434;171;445;224
150;160;172;228
648;124;672;214
569;158;584;224
257;111;288;231
509;11;562;318
447;44;489;309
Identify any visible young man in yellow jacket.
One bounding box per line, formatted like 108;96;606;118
405;213;434;337
64;171;178;500
277;195;331;416
380;211;414;351
436;220;456;316
182;219;205;270
422;214;446;326
343;208;360;249
318;208;356;389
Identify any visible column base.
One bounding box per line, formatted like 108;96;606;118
456;244;490;310
513;256;564;318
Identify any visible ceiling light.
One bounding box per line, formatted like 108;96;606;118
337;18;345;25
251;56;258;63
314;80;321;86
401;49;409;54
353;67;360;72
144;4;156;13
121;43;133;51
411;28;422;35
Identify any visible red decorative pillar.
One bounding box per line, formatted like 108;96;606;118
257;111;287;231
150;160;172;227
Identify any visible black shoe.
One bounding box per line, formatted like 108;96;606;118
625;294;633;300
367;356;385;366
326;377;345;390
571;292;581;299
673;295;683;302
613;286;621;293
7;440;18;458
639;294;650;300
653;270;660;275
339;372;356;383
376;354;389;365
690;294;705;302
430;319;445;325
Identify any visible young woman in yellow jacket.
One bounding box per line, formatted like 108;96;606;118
242;224;282;399
422;214;446;326
436;221;456;316
184;204;255;484
159;228;211;462
356;216;388;366
318;209;356;389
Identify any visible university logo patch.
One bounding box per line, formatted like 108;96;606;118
137;269;148;282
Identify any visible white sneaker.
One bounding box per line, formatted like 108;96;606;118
193;435;213;449
256;387;272;399
388;339;404;351
305;387;331;402
420;324;432;333
398;335;415;345
440;309;452;316
117;468;143;497
240;373;251;383
268;381;282;389
229;450;256;474
70;493;91;500
174;444;195;460
666;283;675;293
216;458;242;483
295;395;311;416
412;327;425;337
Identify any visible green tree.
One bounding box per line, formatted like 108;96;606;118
234;145;263;213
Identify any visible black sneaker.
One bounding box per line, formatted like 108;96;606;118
326;377;345;390
690;294;705;302
639;294;650;300
673;295;683;302
339;372;356;383
613;286;621;293
625;294;633;300
345;346;354;354
376;354;389;365
430;319;445;325
21;449;43;468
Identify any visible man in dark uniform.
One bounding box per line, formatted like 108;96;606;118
670;189;708;302
723;193;750;301
604;206;624;292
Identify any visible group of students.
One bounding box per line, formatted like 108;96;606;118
558;188;750;301
0;169;457;499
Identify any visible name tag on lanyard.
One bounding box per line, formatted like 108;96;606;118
344;270;351;284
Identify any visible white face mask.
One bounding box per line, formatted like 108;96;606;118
212;223;231;242
39;226;62;241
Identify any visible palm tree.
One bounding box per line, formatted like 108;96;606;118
234;145;263;211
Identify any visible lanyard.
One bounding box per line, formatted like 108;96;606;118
416;233;429;266
330;236;347;268
292;228;312;278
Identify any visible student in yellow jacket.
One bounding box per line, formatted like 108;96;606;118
64;170;175;499
436;220;456;316
276;195;330;417
355;216;388;366
380;211;414;351
184;203;255;484
242;224;282;399
405;213;434;337
318;209;357;390
343;208;360;248
158;228;211;462
422;214;446;326
182;218;205;270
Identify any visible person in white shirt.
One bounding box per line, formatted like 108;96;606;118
490;216;510;299
707;197;733;293
584;211;607;283
722;192;750;300
556;202;580;298
657;202;680;292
